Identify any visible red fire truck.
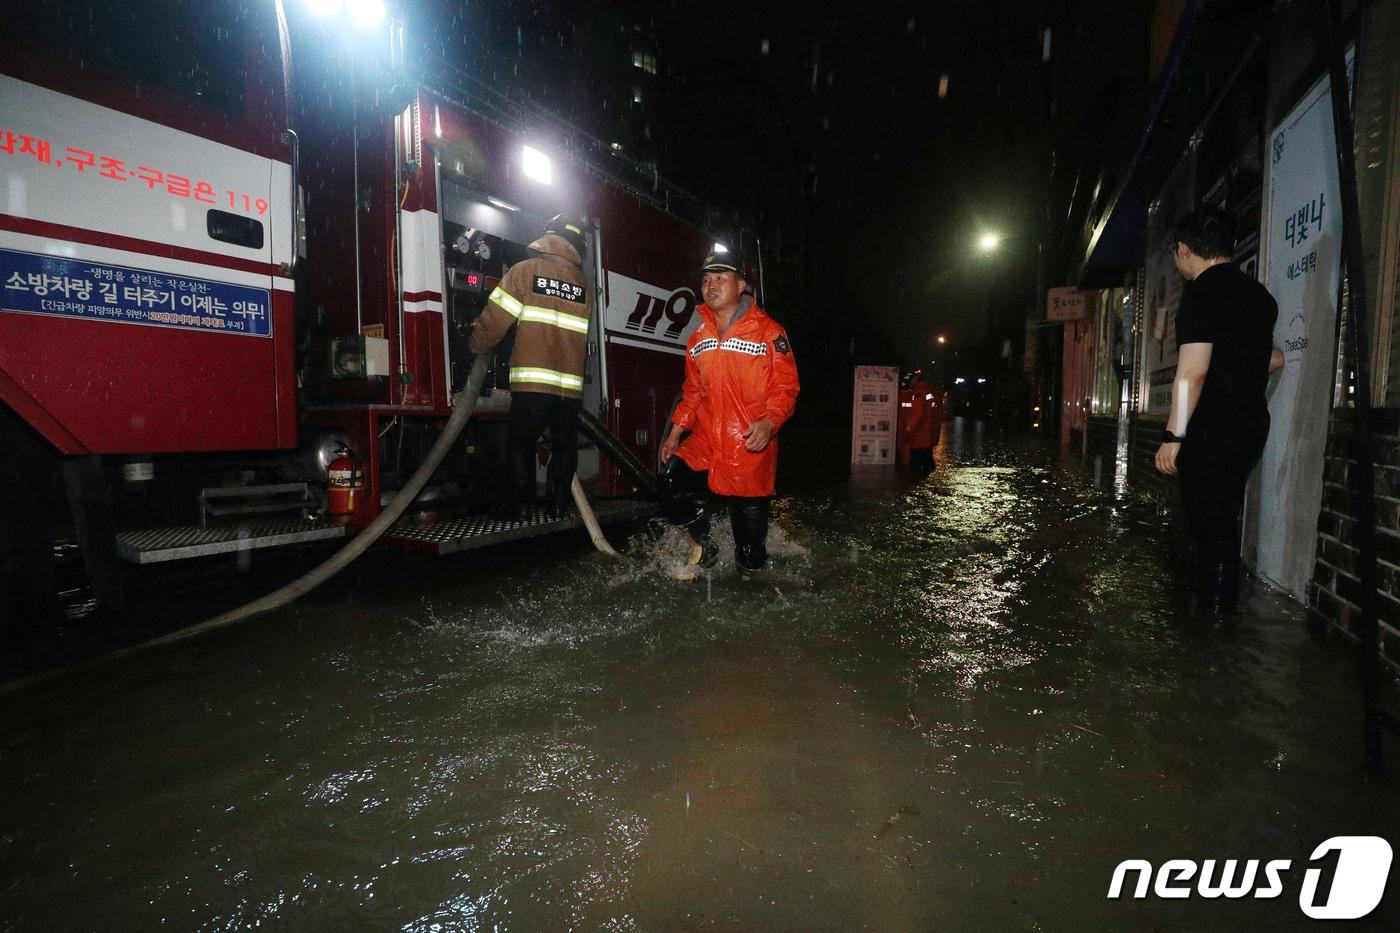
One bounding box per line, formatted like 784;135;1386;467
0;1;725;618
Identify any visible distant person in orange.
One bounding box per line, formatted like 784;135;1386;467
898;370;941;472
658;250;800;579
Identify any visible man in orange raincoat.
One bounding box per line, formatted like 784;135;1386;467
657;250;800;578
897;370;943;472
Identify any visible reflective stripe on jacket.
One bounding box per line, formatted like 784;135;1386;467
468;233;590;397
673;297;800;497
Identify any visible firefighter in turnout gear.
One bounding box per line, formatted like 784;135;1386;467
469;215;591;522
658;250;800;579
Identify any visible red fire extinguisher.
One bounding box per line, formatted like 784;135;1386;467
326;446;363;517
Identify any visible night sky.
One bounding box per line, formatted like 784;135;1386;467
406;0;1148;375
658;2;1147;367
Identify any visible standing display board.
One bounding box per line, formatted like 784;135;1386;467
1247;59;1350;598
851;365;899;465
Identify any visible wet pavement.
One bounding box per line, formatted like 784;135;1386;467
2;418;1397;930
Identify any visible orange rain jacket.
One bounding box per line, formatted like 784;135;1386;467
898;378;944;460
673;296;800;497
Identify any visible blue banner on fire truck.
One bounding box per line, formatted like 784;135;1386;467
0;248;271;337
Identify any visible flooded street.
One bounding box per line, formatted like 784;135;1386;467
2;420;1397;930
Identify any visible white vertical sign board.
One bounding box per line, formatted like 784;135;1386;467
1250;63;1348;597
851;366;899;465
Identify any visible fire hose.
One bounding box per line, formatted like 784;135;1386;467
576;408;662;498
153;354;494;645
138;354;628;644
0;357;641;695
570;475;620;557
179;359;622;638
0;358;489;694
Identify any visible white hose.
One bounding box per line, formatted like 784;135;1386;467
570;475;620;557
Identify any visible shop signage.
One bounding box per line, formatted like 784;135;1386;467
1046;287;1089;322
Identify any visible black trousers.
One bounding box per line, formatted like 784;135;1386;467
1177;425;1268;564
507;392;581;512
659;456;770;572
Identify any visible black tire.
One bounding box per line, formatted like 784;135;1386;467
0;408;59;638
0;488;56;638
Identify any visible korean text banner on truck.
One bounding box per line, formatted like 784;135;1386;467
0;249;271;337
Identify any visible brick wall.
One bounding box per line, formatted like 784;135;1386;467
1065;413;1175;502
1125;413;1174;503
1077;415;1119;489
1310;412;1400;669
1086;415;1118;465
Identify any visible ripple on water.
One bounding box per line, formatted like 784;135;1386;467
4;425;1397;930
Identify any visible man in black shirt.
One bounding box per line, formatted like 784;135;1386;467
1154;209;1284;612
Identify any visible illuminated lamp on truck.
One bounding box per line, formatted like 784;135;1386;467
522;145;553;185
304;0;386;28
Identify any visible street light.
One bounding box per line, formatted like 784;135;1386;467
936;335;947;345
977;232;1001;253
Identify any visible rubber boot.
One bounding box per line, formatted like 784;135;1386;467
1194;559;1240;614
730;497;770;578
542;470;564;520
1219;560;1241;614
492;444;534;523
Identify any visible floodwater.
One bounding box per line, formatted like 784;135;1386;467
2;419;1397;930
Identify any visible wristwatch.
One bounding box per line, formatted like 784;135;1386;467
1161;429;1185;444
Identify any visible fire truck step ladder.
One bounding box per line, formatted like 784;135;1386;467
380;498;656;555
116;517;347;565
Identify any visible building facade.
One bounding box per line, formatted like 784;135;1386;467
1048;0;1400;668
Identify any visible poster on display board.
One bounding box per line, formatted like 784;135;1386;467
1141;157;1196;413
1246;51;1352;599
850;365;899;465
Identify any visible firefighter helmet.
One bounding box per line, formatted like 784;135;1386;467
543;214;588;258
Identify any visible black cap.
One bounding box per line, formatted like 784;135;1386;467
543;214;587;257
699;251;744;275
